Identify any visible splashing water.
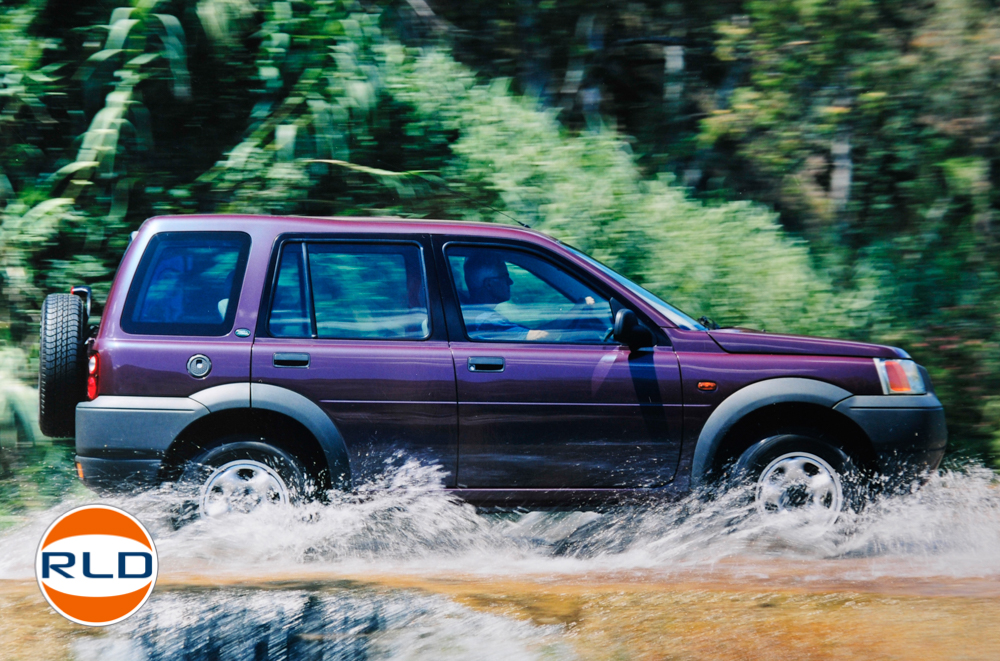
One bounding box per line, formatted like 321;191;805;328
1;457;998;588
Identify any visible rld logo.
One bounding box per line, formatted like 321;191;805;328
35;504;158;626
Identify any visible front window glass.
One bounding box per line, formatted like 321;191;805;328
121;232;250;336
268;242;430;340
447;245;613;343
564;246;706;330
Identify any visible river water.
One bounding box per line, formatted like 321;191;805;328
1;458;999;660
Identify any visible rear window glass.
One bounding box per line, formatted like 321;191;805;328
121;232;251;336
269;242;429;340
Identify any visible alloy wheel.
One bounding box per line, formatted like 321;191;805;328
199;459;290;517
755;451;844;525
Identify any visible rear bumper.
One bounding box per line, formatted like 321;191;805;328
833;393;947;475
76;456;163;493
76;395;208;456
75;395;209;493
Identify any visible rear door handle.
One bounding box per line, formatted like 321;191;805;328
468;356;505;372
273;352;310;368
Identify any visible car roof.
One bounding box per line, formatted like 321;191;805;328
141;214;558;245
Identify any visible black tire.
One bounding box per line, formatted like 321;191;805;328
733;434;862;521
38;293;88;438
178;439;307;519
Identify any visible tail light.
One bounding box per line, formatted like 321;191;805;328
874;359;926;395
87;352;100;400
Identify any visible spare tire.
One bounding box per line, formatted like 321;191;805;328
38;293;88;438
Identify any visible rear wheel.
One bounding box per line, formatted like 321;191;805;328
38;294;88;438
180;439;306;518
734;434;861;525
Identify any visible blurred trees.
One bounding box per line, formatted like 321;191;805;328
698;0;1000;464
422;0;1000;463
0;0;996;464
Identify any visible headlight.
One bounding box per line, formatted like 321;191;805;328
874;359;926;395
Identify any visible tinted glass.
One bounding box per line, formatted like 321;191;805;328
447;246;613;343
268;242;429;340
269;246;310;338
564;245;706;330
121;232;250;336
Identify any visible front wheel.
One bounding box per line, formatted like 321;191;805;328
734;434;861;525
181;440;306;518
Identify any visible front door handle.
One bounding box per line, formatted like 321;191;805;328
273;352;310;368
468;356;505;373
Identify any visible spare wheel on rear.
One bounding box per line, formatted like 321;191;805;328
38;293;88;438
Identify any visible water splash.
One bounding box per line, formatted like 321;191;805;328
544;465;1000;579
1;457;998;584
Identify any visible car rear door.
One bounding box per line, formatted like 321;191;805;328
250;234;459;485
437;237;684;489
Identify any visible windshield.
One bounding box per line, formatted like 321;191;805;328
565;247;707;331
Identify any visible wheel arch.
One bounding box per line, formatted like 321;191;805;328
690;377;876;486
160;383;351;490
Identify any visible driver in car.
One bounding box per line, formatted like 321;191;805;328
463;252;550;341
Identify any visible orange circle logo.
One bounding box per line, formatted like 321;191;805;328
35;504;158;626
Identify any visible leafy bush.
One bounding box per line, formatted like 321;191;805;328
0;0;993;464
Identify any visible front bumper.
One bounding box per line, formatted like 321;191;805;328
833;393;947;475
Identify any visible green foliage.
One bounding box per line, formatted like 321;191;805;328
383;51;866;334
694;0;1000;462
0;1;203;339
0;441;83;522
0;0;995;465
0;348;81;521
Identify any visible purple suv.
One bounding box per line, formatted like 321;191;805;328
38;215;946;519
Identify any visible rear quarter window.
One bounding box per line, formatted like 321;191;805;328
121;231;251;336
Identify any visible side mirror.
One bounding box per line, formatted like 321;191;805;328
613;308;655;351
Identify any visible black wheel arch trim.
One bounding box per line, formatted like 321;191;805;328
248;383;352;487
187;382;353;487
690;377;853;486
79;382;352;489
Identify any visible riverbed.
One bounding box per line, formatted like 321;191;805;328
1;459;998;660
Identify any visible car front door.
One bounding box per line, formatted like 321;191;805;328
439;239;684;490
251;235;458;485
